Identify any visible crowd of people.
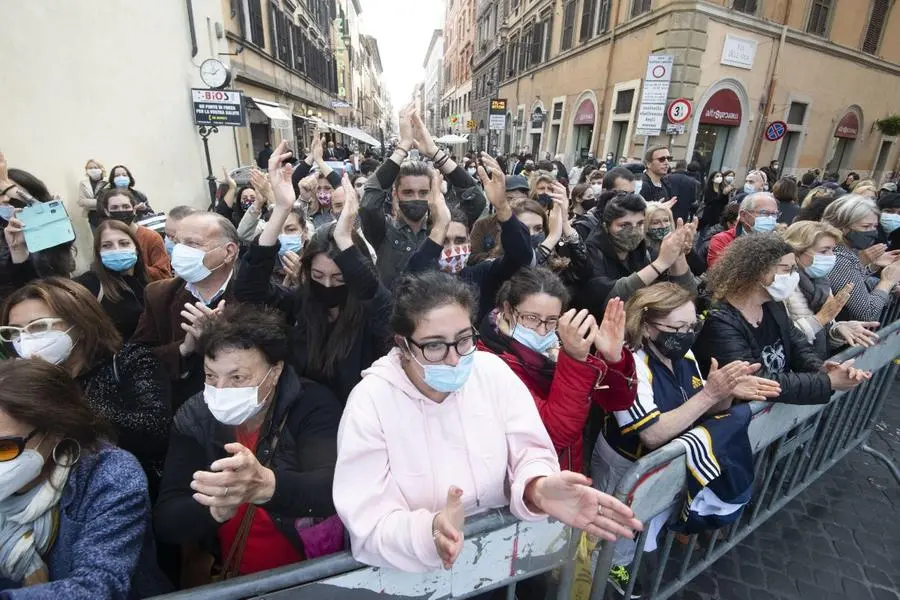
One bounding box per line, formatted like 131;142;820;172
0;100;898;600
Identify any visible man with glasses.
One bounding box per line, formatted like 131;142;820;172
639;146;676;204
707;192;780;266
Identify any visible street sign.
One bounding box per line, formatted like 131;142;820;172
331;100;351;108
666;123;686;135
667;98;692;124
191;89;245;127
489;98;507;130
635;55;674;136
466;119;477;130
765;120;788;142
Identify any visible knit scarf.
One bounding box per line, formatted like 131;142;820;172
0;462;70;585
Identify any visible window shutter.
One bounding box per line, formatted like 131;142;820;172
580;0;596;41
862;0;889;54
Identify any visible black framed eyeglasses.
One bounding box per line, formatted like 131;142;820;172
0;429;39;462
514;310;560;333
407;332;479;362
649;321;704;335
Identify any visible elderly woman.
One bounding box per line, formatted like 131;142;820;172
334;271;642;574
644;201;705;275
76;158;109;230
154;304;342;578
820;194;900;322
0;359;169;598
1;277;171;499
694;234;870;406
782;221;880;358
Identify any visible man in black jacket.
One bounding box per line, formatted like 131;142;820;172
666;160;702;222
639;145;675;204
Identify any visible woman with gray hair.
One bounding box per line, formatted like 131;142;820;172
821;194;900;322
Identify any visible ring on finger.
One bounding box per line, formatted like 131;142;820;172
223;487;229;497
597;504;603;516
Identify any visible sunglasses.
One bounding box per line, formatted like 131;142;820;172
0;429;39;462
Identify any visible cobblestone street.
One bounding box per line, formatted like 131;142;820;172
679;373;900;600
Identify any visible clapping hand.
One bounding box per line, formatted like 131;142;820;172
657;218;687;269
594;298;626;363
179;300;226;356
411;108;438;157
816;283;853;326
267;141;296;211
858;243;887;268
476;153;510;220
703;358;757;403
834;321;880;347
249;168;274;207
220;166;237;190
432;486;465;569
333;173;359;251
823;358;872;390
728;361;782;401
428;171;451;236
192;442;277;522
557;309;598;362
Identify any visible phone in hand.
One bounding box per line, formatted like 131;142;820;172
537;193;553;209
19;200;76;253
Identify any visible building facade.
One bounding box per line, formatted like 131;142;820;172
493;0;900;181
423;30;446;135
471;0;504;152
441;0;477;139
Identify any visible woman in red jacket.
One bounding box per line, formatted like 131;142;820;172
477;267;636;472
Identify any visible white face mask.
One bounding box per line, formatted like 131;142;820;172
86;168;102;181
713;176;723;184
765;272;800;302
0;447;46;503
172;243;222;284
204;367;275;426
13;330;75;365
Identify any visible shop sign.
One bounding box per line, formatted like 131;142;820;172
699;89;742;126
834;112;859;139
489;98;507;130
720;34;757;70
331;100;351;108
530;109;545;128
573;99;596;126
192;89;245;127
666;123;686;135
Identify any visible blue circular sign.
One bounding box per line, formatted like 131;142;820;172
765;121;787;142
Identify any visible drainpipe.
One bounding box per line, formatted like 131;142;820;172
185;0;198;58
749;0;793;168
595;0;621;156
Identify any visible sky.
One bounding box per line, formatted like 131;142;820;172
358;0;445;120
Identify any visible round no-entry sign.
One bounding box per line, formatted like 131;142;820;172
765;121;787;142
667;98;692;124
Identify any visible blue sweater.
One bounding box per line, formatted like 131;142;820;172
1;445;171;599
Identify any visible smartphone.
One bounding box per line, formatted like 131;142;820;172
537;193;553;209
20;200;76;253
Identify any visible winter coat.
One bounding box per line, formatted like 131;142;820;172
826;245;891;322
333;348;560;573
476;311;636;471
693;301;832;405
666;171;701;222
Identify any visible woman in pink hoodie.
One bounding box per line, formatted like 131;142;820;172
333;271;643;573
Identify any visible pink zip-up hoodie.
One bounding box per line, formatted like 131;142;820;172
333;348;561;572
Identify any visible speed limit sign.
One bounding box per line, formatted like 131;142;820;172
667;98;693;124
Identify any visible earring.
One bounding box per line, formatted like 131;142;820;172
52;438;81;468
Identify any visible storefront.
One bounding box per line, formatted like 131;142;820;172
825;110;860;174
693;89;742;173
245;97;293;165
570;98;596;161
529;105;545;156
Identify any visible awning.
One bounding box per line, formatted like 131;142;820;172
435;134;470;144
251;98;292;127
328;124;380;146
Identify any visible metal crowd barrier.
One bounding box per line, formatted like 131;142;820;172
151;306;900;600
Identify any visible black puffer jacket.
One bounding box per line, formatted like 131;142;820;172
693;301;832;405
153;366;341;554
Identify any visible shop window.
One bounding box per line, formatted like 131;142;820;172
732;0;758;14
561;0;577;51
631;0;652;18
862;0;890;55
580;0;596;42
787;102;807;126
615;89;635;115
806;0;833;36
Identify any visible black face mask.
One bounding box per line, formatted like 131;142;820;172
109;210;135;225
399;200;428;223
581;198;598;212
846;229;878;250
530;233;546;249
651;331;698;362
309;279;349;308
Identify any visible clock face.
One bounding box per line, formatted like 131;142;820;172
200;59;229;89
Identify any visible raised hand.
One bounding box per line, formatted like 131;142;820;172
2;215;28;264
267;140;296;211
594;298;626;363
411;108;438;156
557;309;598;362
311;134;326;164
179;300;226;357
477;152;510;220
220;166;237;190
281;250;302;287
333;173;359;251
816;283;853;326
432;486;465;569
661;197;678;211
249;168;274;207
428;171;451;238
657;218;686;269
527;472;642;542
681;217;699;254
858;243;887;267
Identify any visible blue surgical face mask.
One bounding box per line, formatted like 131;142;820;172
512;322;558;354
164;237;176;257
752;215;777;233
743;183;756;194
277;233;304;257
881;213;900;233
0;204;14;222
413;351;475;393
101;249;138;272
172;243;221;284
804;253;836;279
113;176;130;189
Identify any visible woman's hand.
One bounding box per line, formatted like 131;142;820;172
873;249;900;268
681;217;699;254
858;243;887;268
731;372;782;401
2;215;29;264
816;283;853;326
311;133;325;165
824;359;872;391
191;442;277;519
249;168;274;207
594;298;626;363
266;141;296;211
477;153;511;221
525;472;643;542
220;166;237;190
333;173;359;251
543;199;565;250
834;321;880;347
432;486;465;570
880;259;900;285
703;358;754;402
557;309;598;362
657;220;686;269
281;250;302;287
